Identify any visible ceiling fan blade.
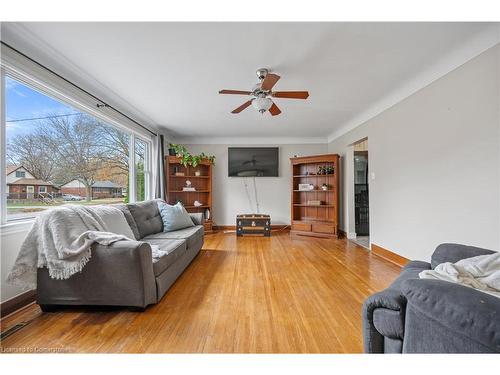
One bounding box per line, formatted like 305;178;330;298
269;102;282;116
231;100;253;114
272;91;309;99
219;89;252;95
261;74;281;91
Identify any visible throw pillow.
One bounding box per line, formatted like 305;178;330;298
88;205;136;239
157;201;195;232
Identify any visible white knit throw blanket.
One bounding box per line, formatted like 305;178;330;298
419;252;500;298
7;204;132;290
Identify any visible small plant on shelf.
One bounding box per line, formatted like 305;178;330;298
169;144;216;167
317;165;334;175
199;152;216;165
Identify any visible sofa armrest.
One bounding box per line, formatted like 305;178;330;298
189;212;204;225
402;279;500;352
362;289;407;353
431;243;496;269
37;240;157;308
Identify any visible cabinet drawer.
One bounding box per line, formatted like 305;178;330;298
312;223;335;234
292;222;311;232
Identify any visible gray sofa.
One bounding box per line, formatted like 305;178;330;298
363;243;500;353
37;199;204;311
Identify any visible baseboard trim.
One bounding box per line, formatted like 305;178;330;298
214;225;290;231
1;290;36;318
371;243;409;268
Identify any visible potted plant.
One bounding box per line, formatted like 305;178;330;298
191;154;202;168
169;144;216;168
199;152;216;165
168;143;178;156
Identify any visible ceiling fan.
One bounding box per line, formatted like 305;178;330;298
219;68;309;116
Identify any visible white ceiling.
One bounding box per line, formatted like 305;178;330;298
2;22;498;142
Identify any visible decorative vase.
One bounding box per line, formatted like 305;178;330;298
168;148;176;156
205;208;210;221
195;170;201;177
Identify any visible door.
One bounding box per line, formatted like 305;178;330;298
27;185;34;200
354;151;369;236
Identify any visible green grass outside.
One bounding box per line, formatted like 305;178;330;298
7;198;125;212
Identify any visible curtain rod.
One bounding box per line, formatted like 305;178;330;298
1;40;157;137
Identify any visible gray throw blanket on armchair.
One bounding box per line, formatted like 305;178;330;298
7;204;133;290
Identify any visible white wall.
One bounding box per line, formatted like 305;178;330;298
328;44;500;261
183;144;328;225
1;222;34;303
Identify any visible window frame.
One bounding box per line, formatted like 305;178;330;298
0;67;154;225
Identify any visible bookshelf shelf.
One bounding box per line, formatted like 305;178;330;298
293;189;334;192
293;204;335;207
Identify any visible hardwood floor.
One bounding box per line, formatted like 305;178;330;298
0;231;400;353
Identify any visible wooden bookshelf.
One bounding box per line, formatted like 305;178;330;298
290;154;340;238
165;156;213;232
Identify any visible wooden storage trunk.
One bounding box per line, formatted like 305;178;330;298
236;214;271;237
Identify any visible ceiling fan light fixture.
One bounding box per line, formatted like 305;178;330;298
252;97;272;114
219;69;309;116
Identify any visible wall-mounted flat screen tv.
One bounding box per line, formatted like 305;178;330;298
228;147;279;177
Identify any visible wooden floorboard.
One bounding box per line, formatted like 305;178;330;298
0;231;400;353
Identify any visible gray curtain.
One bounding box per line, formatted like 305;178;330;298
155;134;166;200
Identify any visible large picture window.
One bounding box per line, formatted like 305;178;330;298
1;72;153;223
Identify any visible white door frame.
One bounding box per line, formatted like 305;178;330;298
346;137;369;241
345;145;357;239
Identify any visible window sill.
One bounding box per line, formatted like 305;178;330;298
0;219;35;235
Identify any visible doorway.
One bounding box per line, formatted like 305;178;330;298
353;139;369;248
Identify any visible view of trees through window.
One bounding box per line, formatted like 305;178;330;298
135;138;147;202
4;75;148;221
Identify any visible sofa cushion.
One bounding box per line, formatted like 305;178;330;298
157;201;195;232
92;204;135;239
115;204;141;240
431;243;496;269
143;225;204;249
127;200;163;239
402;279;500;352
145;239;187;276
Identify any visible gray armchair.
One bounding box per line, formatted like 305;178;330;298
362;243;500;353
